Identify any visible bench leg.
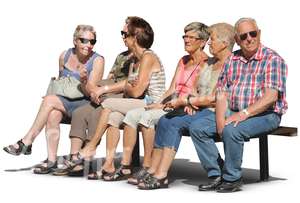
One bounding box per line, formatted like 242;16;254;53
259;135;269;181
131;132;140;167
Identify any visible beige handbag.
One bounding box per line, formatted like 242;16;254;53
46;76;84;99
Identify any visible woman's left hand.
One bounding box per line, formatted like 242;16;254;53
184;106;196;115
79;65;88;83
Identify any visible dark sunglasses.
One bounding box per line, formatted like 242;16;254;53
78;38;97;45
121;31;129;38
239;31;258;41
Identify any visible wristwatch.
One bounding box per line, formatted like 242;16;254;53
242;109;250;116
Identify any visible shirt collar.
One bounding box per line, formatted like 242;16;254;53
232;44;264;62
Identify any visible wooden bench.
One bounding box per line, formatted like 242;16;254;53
131;126;298;181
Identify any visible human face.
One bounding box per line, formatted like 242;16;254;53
183;30;204;54
236;21;261;58
121;24;129;47
74;31;95;56
208;31;226;56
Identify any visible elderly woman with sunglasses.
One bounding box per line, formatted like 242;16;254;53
3;25;104;174
103;22;210;182
52;18;135;176
137;22;236;190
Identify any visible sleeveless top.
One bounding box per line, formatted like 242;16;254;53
175;56;202;97
196;57;221;111
60;48;102;80
128;50;165;104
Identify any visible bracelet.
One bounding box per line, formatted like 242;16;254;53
187;95;194;106
104;85;109;92
242;109;250;116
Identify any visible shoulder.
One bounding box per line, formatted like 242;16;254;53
59;50;68;60
262;45;286;64
181;55;190;65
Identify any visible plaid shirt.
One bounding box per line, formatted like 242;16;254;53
217;44;288;114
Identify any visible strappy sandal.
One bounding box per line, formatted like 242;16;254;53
52;154;83;176
103;165;132;181
127;167;150;185
87;169;113;180
33;159;57;174
66;153;88;177
138;175;169;190
3;140;32;156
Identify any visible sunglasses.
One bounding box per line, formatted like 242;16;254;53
239;31;258;41
121;31;129;38
78;38;97;45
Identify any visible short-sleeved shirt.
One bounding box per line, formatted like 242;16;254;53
109;50;133;81
216;44;288;114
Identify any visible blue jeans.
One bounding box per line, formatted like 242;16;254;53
154;108;213;151
190;110;281;181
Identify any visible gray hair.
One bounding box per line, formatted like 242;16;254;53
184;22;210;41
73;24;96;40
210;23;235;51
234;17;259;34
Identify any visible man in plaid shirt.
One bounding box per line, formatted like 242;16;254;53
190;17;288;193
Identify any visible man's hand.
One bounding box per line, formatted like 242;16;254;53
225;111;248;127
216;118;226;135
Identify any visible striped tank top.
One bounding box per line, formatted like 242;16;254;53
143;50;166;104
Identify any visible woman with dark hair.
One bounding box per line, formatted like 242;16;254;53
61;17;166;180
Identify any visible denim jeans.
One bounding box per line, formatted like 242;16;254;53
190;110;281;181
154;108;213;151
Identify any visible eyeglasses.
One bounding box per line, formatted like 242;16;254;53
78;38;97;45
182;35;201;41
121;31;129;39
239;31;258;41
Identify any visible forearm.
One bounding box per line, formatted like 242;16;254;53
216;92;227;120
103;80;126;94
124;83;146;98
245;89;278;117
190;95;215;108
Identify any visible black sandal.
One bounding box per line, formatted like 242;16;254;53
3;140;32;156
127;167;150;185
33;159;57;174
88;169;112;180
52;154;83;176
66;153;87;177
103;165;132;181
138;175;169;190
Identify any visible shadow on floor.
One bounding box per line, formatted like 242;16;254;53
4;154;286;186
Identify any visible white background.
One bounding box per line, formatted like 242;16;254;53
0;0;299;202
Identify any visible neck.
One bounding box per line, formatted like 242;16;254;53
74;49;90;64
189;49;206;64
134;46;147;60
215;49;231;64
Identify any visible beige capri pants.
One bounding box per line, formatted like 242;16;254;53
101;98;146;128
122;107;167;129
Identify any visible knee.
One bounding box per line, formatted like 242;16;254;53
189;122;208;140
125;110;139;124
43;95;60;108
47;110;63;128
222;125;243;143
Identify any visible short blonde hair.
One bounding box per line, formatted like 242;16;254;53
210;23;235;51
184;22;210;41
73;24;96;40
